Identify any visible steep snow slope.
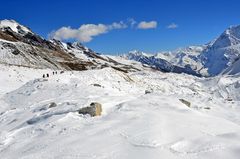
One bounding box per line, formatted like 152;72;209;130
211;25;240;49
222;57;240;75
1;65;240;159
201;43;240;75
201;25;240;75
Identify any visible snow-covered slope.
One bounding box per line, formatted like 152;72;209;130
1;65;240;159
127;25;240;77
202;33;240;76
222;57;240;75
211;25;240;49
1;19;240;158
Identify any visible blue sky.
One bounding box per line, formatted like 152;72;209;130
0;0;240;54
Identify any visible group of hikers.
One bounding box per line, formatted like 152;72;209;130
42;71;64;78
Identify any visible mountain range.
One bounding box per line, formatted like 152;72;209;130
127;25;240;76
1;19;240;77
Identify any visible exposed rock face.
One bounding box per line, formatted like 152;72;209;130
179;99;191;107
78;102;102;117
2;42;20;55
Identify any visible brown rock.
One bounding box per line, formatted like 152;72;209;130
79;102;102;117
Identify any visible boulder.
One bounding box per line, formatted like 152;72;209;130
179;99;191;107
78;102;102;117
145;90;152;94
92;84;102;87
204;107;211;110
49;102;57;108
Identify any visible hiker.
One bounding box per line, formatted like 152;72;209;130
43;74;45;78
53;71;55;75
46;73;49;78
55;71;57;74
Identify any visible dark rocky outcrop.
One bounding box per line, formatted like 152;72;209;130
2;42;20;55
48;102;57;108
92;84;102;87
179;99;191;107
145;90;153;94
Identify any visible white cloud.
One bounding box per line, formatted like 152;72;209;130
49;22;127;43
167;23;178;29
108;21;128;30
49;20;160;42
137;21;157;29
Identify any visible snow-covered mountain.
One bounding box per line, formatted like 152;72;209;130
127;25;240;76
128;48;204;76
0;19;33;35
1;20;240;159
0;19;141;72
222;57;240;75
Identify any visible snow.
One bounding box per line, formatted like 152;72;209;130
223;58;240;75
1;19;240;158
1;64;240;159
211;25;240;49
0;19;32;35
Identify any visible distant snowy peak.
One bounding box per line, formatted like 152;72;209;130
128;50;153;57
51;39;91;53
211;25;240;49
127;25;240;76
127;45;206;74
0;19;33;35
72;42;88;50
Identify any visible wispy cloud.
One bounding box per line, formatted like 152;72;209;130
167;23;178;29
137;21;157;29
49;21;127;42
127;18;137;28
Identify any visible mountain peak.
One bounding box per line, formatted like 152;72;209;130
128;50;153;57
211;25;240;49
0;19;32;35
